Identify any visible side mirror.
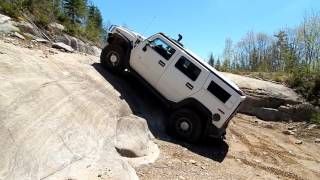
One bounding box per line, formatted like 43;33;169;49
142;40;151;52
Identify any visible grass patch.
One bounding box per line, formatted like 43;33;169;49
311;112;320;124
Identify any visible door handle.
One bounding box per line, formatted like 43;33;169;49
186;82;193;90
158;60;165;67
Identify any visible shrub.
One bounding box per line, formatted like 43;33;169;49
287;66;320;106
311;112;320;124
0;1;20;18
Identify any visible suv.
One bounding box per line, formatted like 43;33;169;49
101;25;246;142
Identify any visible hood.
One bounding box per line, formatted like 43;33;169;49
111;26;145;42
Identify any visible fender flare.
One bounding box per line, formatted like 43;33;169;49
107;32;133;67
171;98;212;122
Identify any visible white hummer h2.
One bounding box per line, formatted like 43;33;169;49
101;25;246;142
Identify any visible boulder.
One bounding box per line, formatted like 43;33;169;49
0;14;19;33
14;21;33;33
52;42;74;52
49;22;65;31
115;115;159;167
34;38;49;43
23;32;37;39
53;34;101;56
12;32;25;40
14;20;45;38
223;73;315;121
87;45;102;57
282;130;295;135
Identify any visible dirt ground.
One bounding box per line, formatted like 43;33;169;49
0;37;319;180
136;114;320;180
121;76;320;180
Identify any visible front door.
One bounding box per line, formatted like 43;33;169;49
130;34;177;87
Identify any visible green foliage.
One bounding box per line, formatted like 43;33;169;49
63;0;87;23
0;0;105;44
286;66;320;105
215;58;221;70
0;0;22;18
208;53;215;66
220;59;230;72
85;4;103;42
57;12;69;23
311;112;320;124
216;11;320;106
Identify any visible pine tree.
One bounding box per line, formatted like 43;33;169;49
208;53;215;67
215;58;221;70
86;4;103;41
63;0;87;23
221;59;230;72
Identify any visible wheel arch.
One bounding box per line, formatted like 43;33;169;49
172;98;212;123
106;33;133;66
171;98;219;138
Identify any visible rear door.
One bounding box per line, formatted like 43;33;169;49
156;54;209;102
130;34;177;87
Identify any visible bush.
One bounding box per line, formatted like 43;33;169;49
311;112;320;124
0;1;20;18
36;13;50;27
287;66;320;106
57;12;68;23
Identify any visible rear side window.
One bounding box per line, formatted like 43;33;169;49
151;38;176;60
207;81;231;103
175;56;201;81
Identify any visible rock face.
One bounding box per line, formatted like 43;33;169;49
223;73;314;121
0;14;19;33
12;32;25;40
115;115;160;167
53;34;101;56
49;22;65;31
0;41;158;180
0;13;101;56
52;42;74;52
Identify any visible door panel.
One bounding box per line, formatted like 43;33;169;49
157;54;209;102
130;35;177;87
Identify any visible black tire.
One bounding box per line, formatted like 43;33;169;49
100;45;126;73
168;109;203;143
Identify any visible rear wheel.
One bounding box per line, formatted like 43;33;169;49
100;45;126;73
168;109;203;143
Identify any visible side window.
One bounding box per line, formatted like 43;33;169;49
175;56;201;81
207;81;231;103
151;38;176;60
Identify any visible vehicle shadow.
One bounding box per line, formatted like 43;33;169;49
92;63;229;163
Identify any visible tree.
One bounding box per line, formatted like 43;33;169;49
215;58;221;70
86;4;103;41
208;53;215;67
221;59;230;72
298;11;320;71
25;0;62;25
63;0;87;24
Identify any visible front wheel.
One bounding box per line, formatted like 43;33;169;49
168;109;203;143
100;45;126;73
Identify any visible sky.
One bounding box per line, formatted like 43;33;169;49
91;0;320;60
